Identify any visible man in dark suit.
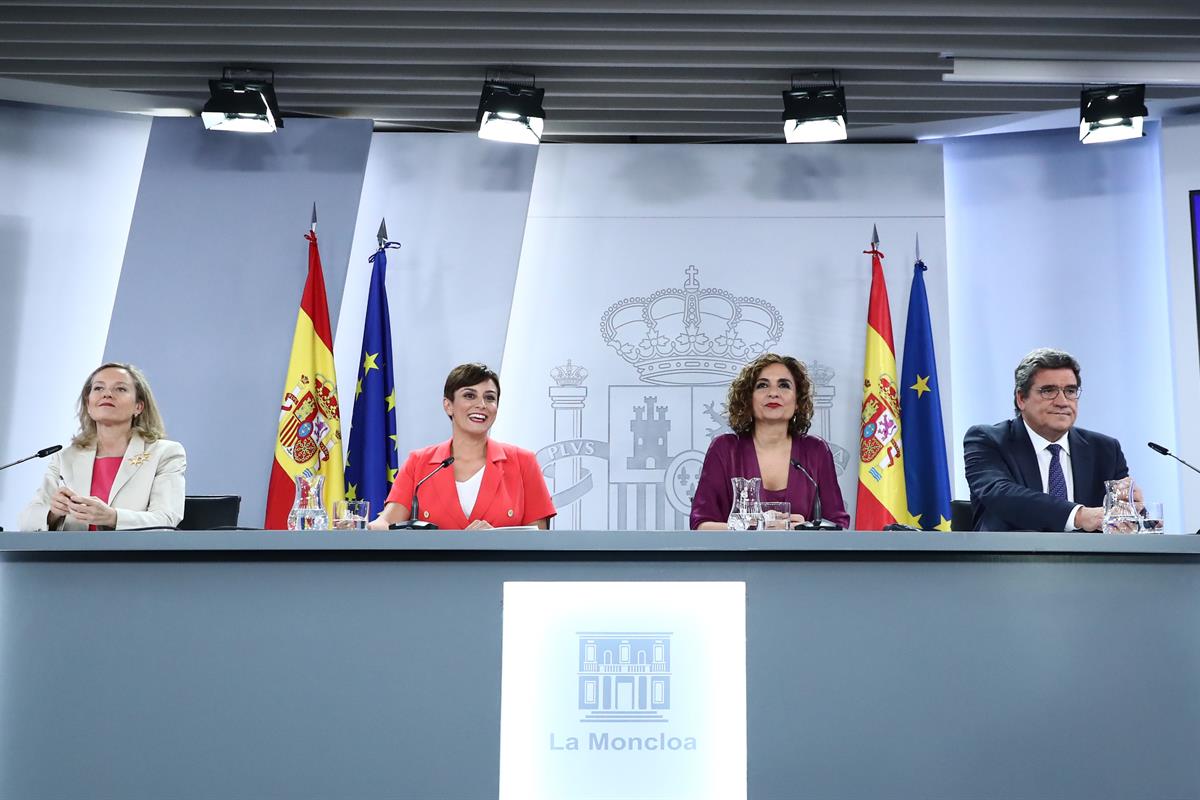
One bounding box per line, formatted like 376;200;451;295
964;348;1129;532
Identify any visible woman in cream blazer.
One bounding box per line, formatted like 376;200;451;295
19;363;186;531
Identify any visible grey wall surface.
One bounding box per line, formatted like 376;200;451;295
334;133;539;461
944;126;1178;522
2;541;1197;799
0;101;150;530
104;117;373;527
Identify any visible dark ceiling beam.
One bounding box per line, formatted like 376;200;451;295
4;8;1200;37
6;0;1200;20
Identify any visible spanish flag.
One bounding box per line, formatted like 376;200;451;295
855;233;911;530
264;217;346;529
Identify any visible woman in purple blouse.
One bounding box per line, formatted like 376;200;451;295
690;353;850;530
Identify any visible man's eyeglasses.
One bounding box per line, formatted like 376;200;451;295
1035;385;1082;400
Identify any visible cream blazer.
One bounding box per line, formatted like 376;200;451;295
18;432;187;531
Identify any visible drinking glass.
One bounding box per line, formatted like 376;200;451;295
333;499;370;530
760;502;792;530
1140;501;1164;533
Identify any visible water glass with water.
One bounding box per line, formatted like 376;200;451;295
1140;501;1164;533
761;502;792;530
333;500;370;530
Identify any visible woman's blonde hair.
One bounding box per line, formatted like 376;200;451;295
71;362;166;448
725;353;814;437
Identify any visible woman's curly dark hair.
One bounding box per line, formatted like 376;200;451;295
725;353;814;437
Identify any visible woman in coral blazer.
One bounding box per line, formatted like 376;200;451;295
368;363;555;530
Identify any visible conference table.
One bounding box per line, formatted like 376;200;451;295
1;530;1197;799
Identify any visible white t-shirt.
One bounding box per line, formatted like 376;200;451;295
456;466;485;519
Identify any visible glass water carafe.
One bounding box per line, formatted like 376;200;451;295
288;474;329;531
727;477;763;530
1101;478;1140;534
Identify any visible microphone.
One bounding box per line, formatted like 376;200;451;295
0;444;62;473
790;457;842;530
390;456;455;530
1148;441;1200;477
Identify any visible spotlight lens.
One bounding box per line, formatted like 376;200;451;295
479;111;544;145
783;116;847;143
1080;115;1143;144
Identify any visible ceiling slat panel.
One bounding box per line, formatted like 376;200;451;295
1;0;1199;142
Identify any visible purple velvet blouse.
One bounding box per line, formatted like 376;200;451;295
689;433;850;529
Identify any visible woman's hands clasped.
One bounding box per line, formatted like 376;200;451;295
49;486;118;528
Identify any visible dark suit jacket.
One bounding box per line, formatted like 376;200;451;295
963;417;1128;531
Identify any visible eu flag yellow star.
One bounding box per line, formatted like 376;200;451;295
387;467;398;484
363;352;380;374
385;390;396;412
935;515;952;532
345;483;358;501
910;374;931;398
356;378;363;397
390;434;400;452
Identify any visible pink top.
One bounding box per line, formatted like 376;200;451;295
90;456;123;502
87;456;123;531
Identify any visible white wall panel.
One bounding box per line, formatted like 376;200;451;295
0;103;150;530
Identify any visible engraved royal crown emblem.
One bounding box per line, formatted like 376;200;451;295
808;360;835;387
599;265;784;385
550;359;589;387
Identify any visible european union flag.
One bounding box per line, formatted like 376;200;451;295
345;241;400;516
900;255;953;531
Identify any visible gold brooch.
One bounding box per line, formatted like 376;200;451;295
128;452;152;466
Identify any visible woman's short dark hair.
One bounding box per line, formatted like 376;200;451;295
1013;347;1081;414
443;362;501;402
725;353;814;437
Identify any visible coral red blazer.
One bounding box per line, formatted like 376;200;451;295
385;438;556;529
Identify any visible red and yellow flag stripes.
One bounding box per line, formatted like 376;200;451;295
855;244;912;530
264;230;346;529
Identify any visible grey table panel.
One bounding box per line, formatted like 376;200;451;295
2;529;1200;554
1;534;1198;800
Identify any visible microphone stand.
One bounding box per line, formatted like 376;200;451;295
0;444;62;473
390;456;455;530
0;445;63;532
1148;442;1200;476
1147;442;1200;534
790;457;842;531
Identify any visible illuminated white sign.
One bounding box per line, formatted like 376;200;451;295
500;582;746;800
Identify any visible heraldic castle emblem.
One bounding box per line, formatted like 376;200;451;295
540;265;842;530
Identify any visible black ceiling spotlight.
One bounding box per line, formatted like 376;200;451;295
201;67;284;133
782;71;847;143
1079;84;1147;144
476;70;546;145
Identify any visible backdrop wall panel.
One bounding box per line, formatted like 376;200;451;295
104;117;373;527
2;106;1192;531
1158;117;1200;533
494;143;950;529
0;103;151;531
944;127;1179;526
334;134;537;464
